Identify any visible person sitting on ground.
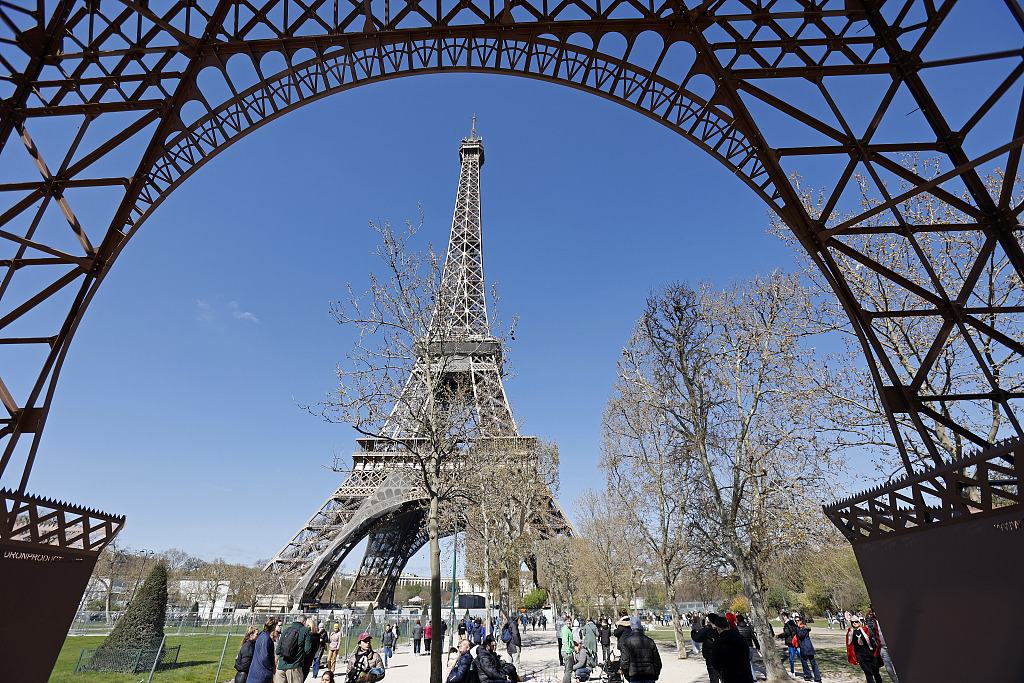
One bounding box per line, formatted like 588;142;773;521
476;635;509;683
445;639;473;683
619;616;662;683
347;632;385;683
321;673;334;683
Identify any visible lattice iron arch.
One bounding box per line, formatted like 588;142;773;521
2;1;1024;491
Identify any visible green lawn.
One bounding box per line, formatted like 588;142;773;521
52;634;240;683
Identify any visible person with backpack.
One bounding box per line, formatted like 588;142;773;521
477;635;509;683
502;617;522;668
276;616;313;683
347;632;385;683
570;639;597;681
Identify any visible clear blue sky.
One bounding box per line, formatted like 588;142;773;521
21;3;1020;572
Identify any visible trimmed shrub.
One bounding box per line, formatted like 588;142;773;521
98;564;168;651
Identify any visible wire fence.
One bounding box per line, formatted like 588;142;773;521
73;644;180;674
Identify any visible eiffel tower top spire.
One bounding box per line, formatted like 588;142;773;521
437;118;488;337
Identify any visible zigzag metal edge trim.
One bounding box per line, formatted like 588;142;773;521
1;488;126;550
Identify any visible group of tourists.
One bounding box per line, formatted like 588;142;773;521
231;616;388;683
550;610;661;683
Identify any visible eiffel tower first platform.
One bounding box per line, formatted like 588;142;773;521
266;122;573;608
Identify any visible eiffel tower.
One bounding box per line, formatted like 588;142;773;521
267;121;573;608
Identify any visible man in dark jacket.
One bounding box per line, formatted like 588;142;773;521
618;616;661;683
506;617;522;668
476;635;508;683
276;617;313;683
776;612;800;677
735;615;760;681
709;617;754;683
691;613;721;683
598;619;611;664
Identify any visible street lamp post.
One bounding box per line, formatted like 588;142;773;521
125;549;155;608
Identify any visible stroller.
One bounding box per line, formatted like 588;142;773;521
600;658;622;683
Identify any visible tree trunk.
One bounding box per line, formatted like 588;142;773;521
429;492;443;683
665;577;687;659
483;524;493;636
733;547;785;682
498;568;510;626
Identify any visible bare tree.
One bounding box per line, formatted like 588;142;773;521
311;217;512;683
460;438;560;629
617;274;843;682
601;381;695;658
571;489;650;618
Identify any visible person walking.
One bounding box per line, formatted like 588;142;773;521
691;613;722;683
618;616;662;683
599;618;611;664
708;616;753;683
795;619;822;682
506;615;522;668
735;615;760;681
275;616;312;683
310;620;330;678
381;624;397;667
847;616;883;683
327;623;342;672
412;619;423;655
424;620;433;653
777;612;800;677
863;608;899;683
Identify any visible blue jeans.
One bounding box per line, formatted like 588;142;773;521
312;655;322;678
383;645;393;666
788;646;798;673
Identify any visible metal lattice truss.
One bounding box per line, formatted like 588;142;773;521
437;128;487;336
824;438;1020;543
266;132;570;606
1;488;124;553
0;0;1022;563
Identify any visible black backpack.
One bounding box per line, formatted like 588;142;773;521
279;624;301;661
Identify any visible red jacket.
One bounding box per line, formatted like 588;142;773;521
846;626;878;665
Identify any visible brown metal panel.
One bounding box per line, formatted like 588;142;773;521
852;508;1024;682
